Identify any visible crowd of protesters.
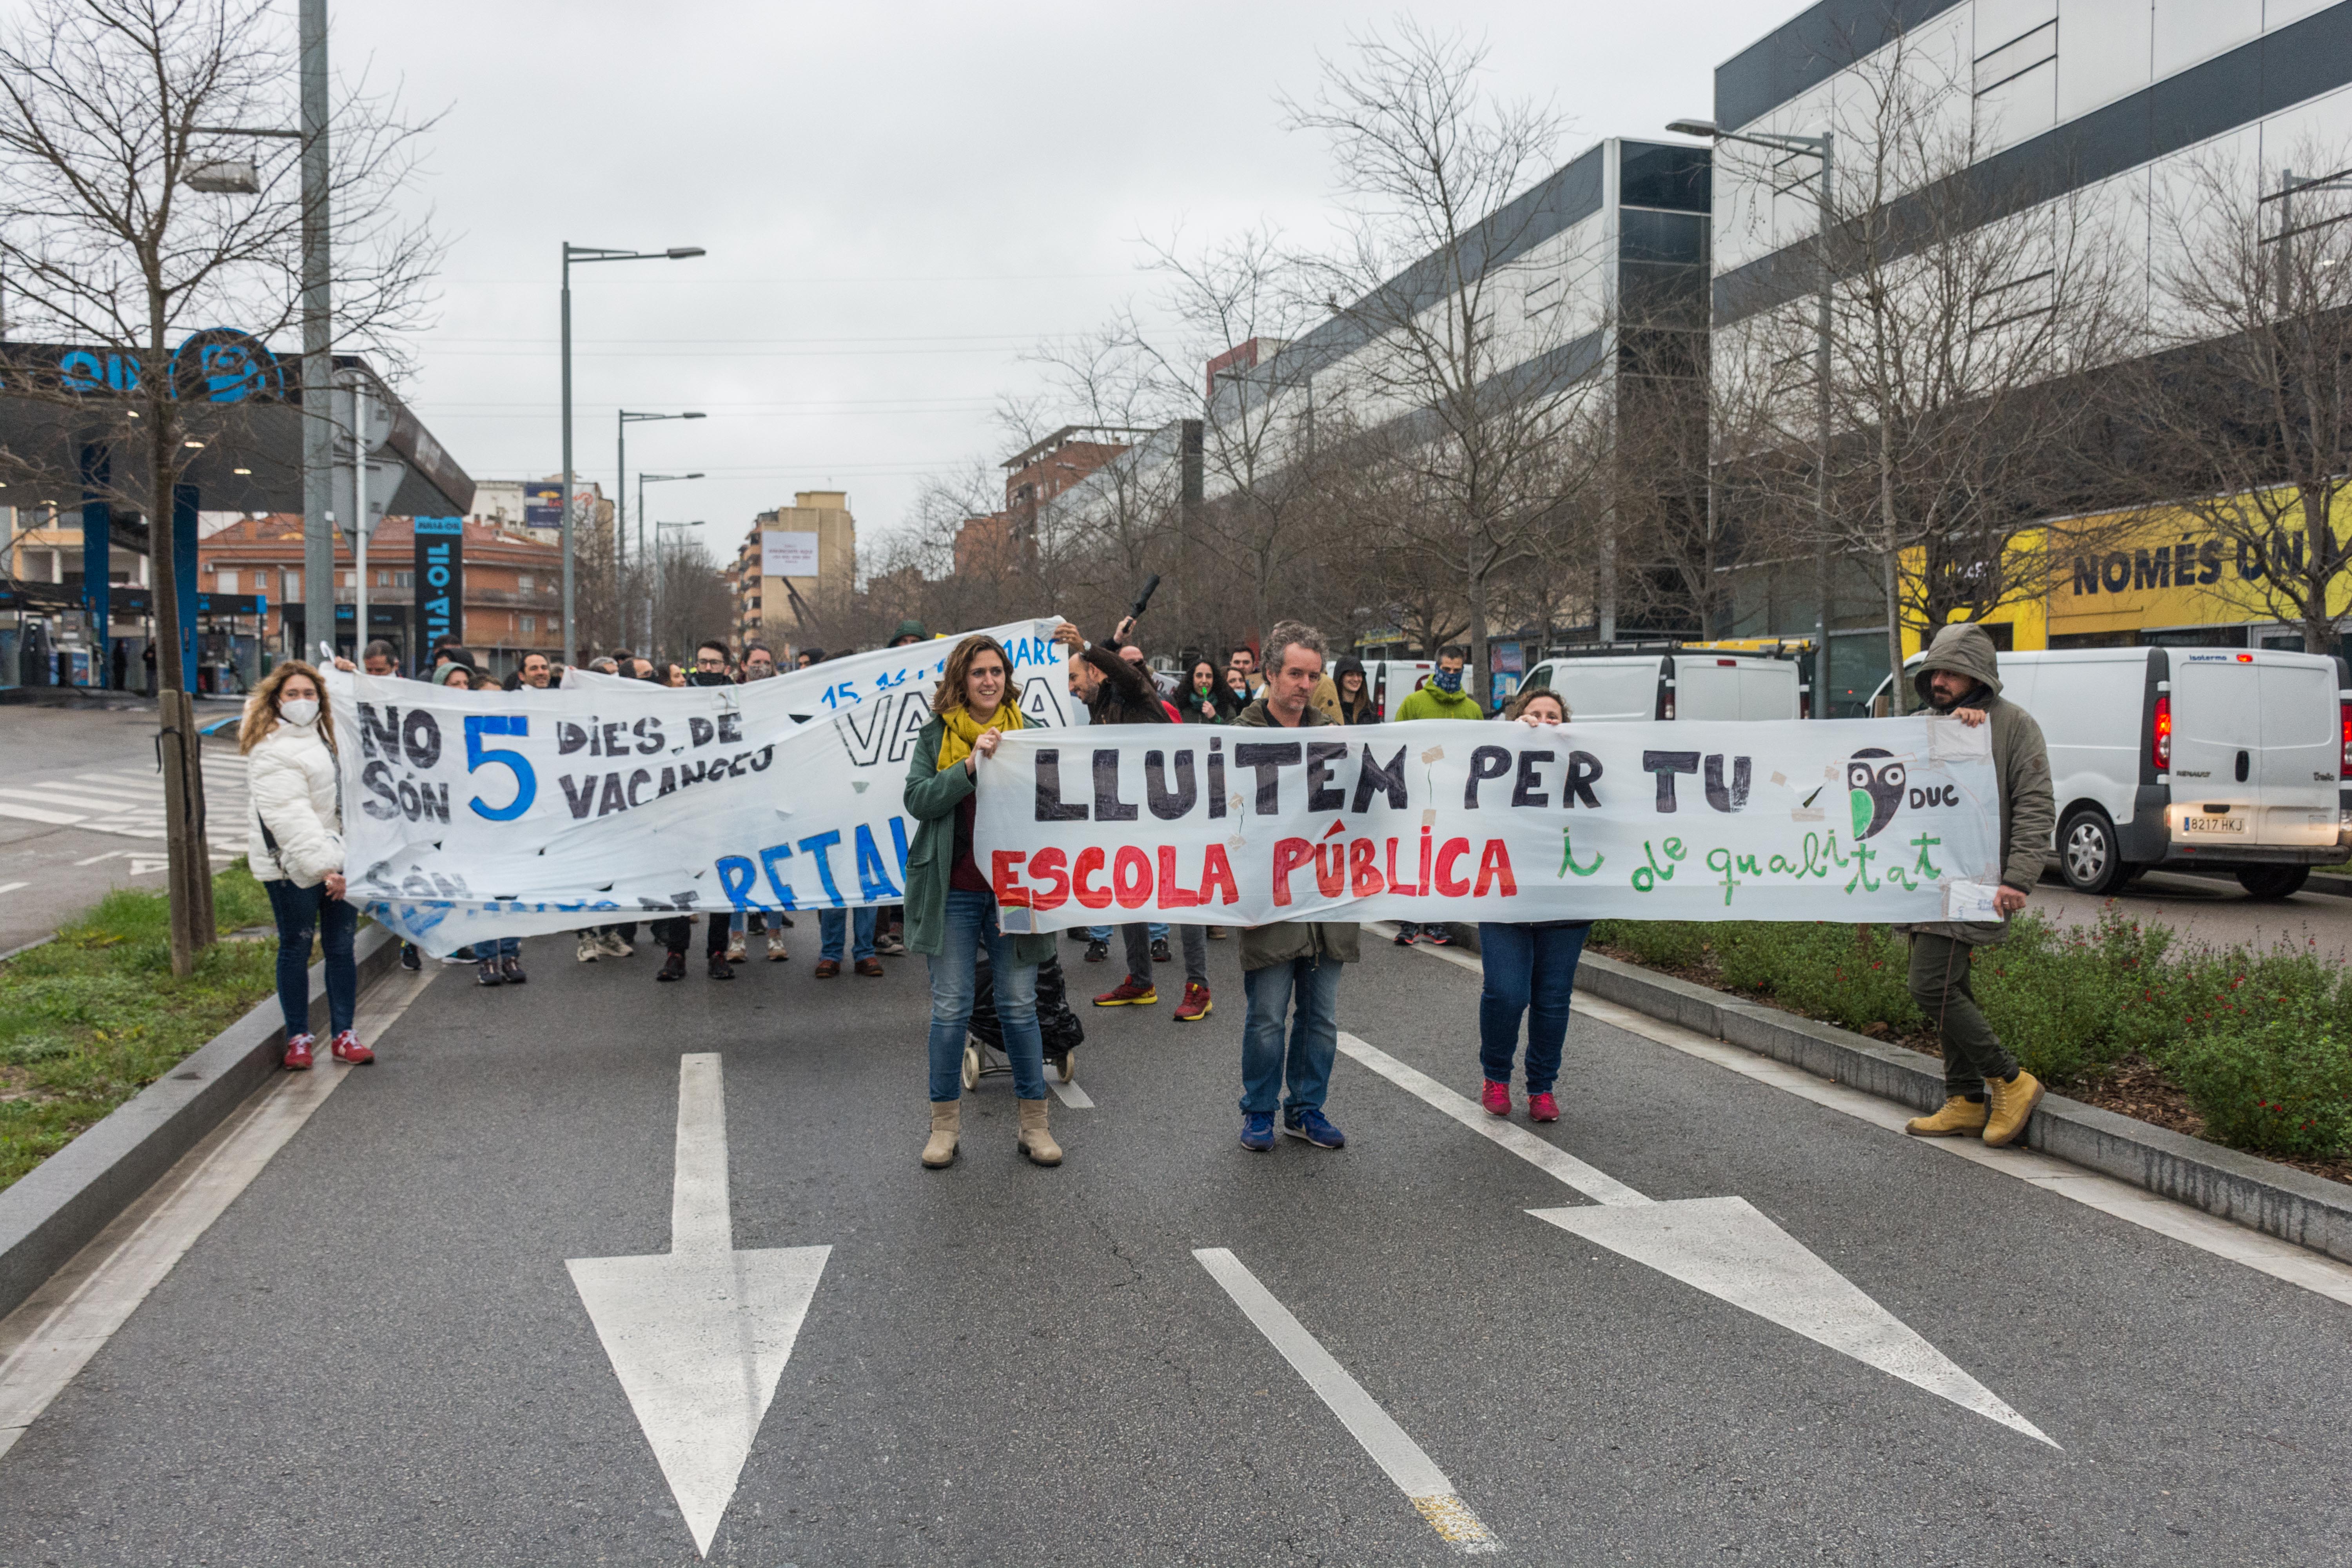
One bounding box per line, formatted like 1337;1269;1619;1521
249;609;2051;1177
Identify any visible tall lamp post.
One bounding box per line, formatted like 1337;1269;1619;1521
559;242;704;664
636;472;701;652
1668;117;1833;717
617;409;703;621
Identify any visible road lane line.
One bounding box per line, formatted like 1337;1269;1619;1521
1192;1248;1501;1554
1378;928;2352;1308
0;964;435;1464
1049;1077;1094;1109
0;799;84;825
1336;1031;1648;1206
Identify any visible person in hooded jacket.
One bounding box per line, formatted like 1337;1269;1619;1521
1332;657;1381;724
243;661;370;1069
1895;622;2056;1148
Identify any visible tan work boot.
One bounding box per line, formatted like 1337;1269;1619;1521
1905;1096;1989;1138
921;1101;960;1169
1982;1069;2044;1147
1016;1097;1062;1166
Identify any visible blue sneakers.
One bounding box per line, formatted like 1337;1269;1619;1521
1240;1112;1276;1152
1282;1108;1346;1149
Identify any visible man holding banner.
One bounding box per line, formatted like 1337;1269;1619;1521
1230;622;1356;1154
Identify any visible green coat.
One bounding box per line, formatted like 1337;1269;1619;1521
901;714;1059;964
1392;683;1485;723
1231;697;1363;971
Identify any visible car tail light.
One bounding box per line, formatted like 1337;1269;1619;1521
2340;699;2351;775
1661;691;1676;720
2152;694;2171;772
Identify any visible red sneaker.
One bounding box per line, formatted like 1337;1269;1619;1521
1480;1079;1511;1117
330;1031;374;1065
283;1033;315;1071
1527;1091;1559;1123
1092;976;1157;1007
1172;982;1213;1022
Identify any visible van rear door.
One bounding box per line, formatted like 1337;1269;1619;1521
1547;658;1668;722
2255;655;2338;847
2169;654;2259;844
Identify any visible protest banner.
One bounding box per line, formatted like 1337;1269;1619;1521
326;620;1072;955
971;716;2006;930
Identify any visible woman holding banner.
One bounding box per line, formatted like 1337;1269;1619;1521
904;634;1063;1170
1476;684;1588;1123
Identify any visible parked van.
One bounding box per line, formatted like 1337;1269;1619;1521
1521;649;1804;723
1360;659;1436;719
1869;647;2351;897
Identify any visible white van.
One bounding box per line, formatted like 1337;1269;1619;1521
1359;659;1436;719
1871;647;2350;897
1521;650;1804;723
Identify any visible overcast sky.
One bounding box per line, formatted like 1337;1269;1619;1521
338;0;1789;564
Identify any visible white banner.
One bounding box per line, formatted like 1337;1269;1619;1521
325;621;1073;955
971;717;2005;930
760;530;820;577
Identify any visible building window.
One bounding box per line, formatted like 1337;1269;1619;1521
518;573;533;592
341;571;356;589
283;569;301;598
378;570;391;587
395;570;413;588
521;615;535;634
216;569;240;594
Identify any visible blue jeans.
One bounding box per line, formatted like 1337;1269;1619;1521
1240;955;1343;1118
1086;922;1165;942
1477;922;1590;1094
926;889;1045;1102
820;906;878;962
264;878;356;1039
468;936;519;960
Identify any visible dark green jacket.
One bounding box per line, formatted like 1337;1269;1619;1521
1896;622;2056;946
901;715;1058;965
1232;697;1363;971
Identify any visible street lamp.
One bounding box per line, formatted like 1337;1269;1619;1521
1669;116;1836;717
560;242;705;663
617;409;704;589
636;472;702;651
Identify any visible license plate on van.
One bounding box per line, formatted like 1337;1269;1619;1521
2183;814;2245;835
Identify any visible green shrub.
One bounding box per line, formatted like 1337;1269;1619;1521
2167;998;2352;1158
1592;919;1711;971
1720;922;1922;1037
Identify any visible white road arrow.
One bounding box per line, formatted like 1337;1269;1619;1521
1337;1033;2053;1447
567;1053;832;1557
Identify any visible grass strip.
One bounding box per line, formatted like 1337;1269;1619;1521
1592;907;2352;1180
0;861;284;1193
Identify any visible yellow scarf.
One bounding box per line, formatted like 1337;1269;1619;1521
935;702;1024;772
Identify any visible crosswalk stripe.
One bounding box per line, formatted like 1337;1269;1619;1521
0;801;84;826
0;789;109;813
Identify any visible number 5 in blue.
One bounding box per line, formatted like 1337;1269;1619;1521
465;714;537;821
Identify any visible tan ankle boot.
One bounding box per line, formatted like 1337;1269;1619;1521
1982;1069;2044;1147
1906;1095;1989;1138
922;1101;960;1168
1016;1097;1062;1166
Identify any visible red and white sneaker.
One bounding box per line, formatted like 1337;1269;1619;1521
283;1033;315;1071
331;1030;375;1065
1480;1079;1511;1117
1527;1091;1559;1123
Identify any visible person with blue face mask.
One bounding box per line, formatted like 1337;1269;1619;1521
1387;648;1485;946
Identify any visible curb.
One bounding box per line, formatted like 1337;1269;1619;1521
0;924;403;1322
1571;951;2352;1267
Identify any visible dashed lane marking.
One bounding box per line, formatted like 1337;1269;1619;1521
1192;1247;1501;1555
1381;926;2352;1309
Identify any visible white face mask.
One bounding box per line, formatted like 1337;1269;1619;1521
279;698;320;727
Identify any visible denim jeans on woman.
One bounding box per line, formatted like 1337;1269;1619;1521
1476;921;1590;1094
926;889;1046;1101
820;906;878;962
264;877;357;1039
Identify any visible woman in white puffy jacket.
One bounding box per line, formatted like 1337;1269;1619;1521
242;660;370;1070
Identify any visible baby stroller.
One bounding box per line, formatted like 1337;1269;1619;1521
964;954;1084;1090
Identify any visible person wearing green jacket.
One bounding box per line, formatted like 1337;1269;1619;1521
902;634;1063;1171
1389;646;1482;946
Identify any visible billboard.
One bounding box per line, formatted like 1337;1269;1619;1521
414;516;466;650
522;482;564;528
761;530;821;577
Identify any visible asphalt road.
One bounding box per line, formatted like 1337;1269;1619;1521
0;704;250;954
2;926;2347;1566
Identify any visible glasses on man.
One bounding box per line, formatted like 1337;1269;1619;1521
695;655;728;670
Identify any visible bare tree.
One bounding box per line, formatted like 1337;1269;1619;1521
648;533;730;670
1285;21;1613;705
1724;27;2131;710
2119;140;2352;654
0;0;439;972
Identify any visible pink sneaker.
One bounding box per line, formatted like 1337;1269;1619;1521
1480;1080;1511;1117
283;1033;314;1071
1527;1091;1559;1123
